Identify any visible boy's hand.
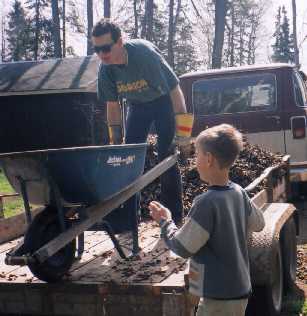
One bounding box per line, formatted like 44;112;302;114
149;201;172;223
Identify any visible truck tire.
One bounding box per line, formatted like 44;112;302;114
24;206;76;282
280;216;297;290
247;243;283;316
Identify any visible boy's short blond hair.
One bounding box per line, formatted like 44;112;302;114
196;124;243;168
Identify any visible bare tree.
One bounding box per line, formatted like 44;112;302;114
62;0;66;57
104;0;111;18
167;0;174;67
87;0;93;55
51;0;62;57
1;16;5;62
34;0;40;60
292;0;299;67
132;0;138;38
212;0;227;68
167;0;181;68
190;0;214;67
141;0;154;41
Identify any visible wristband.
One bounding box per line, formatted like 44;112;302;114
175;113;194;138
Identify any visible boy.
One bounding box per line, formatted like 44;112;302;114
149;124;265;316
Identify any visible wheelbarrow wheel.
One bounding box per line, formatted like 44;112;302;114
24;206;76;282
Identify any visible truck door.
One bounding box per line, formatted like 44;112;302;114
283;70;307;162
192;72;285;154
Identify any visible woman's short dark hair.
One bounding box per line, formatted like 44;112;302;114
92;19;121;42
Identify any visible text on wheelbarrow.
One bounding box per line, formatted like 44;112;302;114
107;155;136;167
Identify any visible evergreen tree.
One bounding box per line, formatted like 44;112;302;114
119;1;199;76
223;0;265;67
272;6;294;63
151;4;168;55
25;0;54;60
173;10;199;75
6;0;31;61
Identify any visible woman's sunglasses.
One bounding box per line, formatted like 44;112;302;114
94;42;115;54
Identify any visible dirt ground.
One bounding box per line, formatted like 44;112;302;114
281;244;307;316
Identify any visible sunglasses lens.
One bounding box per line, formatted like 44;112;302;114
94;43;113;54
101;45;112;53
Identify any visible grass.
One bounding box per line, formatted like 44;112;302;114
0;170;15;194
0;169;24;218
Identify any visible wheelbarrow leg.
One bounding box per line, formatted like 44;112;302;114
77;233;85;259
132;208;140;255
77;207;86;258
101;221;127;259
18;176;32;225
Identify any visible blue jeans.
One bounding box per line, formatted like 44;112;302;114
105;94;183;233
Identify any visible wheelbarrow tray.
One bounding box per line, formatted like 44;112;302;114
0;144;147;206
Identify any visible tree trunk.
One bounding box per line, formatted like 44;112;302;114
230;5;234;66
1;16;5;62
239;20;245;65
34;0;40;60
167;0;174;68
104;0;111;18
62;0;66;57
212;0;227;69
51;0;62;58
133;0;138;38
248;14;257;65
141;0;154;40
141;0;147;38
292;0;299;67
167;0;181;68
87;0;93;55
146;0;153;41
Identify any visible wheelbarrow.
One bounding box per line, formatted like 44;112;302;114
0;144;177;282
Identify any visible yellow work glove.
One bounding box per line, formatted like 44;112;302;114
175;113;194;158
108;125;123;145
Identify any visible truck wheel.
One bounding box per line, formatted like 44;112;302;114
267;243;284;316
24;207;76;282
280;217;297;290
247;243;283;316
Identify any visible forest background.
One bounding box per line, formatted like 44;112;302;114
0;0;307;74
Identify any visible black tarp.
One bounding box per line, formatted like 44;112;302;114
0;57;108;153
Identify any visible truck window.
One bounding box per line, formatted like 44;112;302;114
193;73;276;115
293;71;307;107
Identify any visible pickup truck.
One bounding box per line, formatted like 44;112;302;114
0;58;304;316
180;63;307;164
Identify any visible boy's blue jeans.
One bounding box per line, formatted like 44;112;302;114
105;94;183;233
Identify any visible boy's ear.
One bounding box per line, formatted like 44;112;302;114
207;152;214;166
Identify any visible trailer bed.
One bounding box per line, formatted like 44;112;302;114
0;221;190;316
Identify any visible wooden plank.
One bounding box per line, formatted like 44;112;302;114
0;224;150;283
0;221;187;288
34;154;177;263
0;207;42;245
89;230;162;284
69;223;151;274
70;223;159;282
71;223;187;288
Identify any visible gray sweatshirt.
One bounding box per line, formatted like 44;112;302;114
160;181;265;299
